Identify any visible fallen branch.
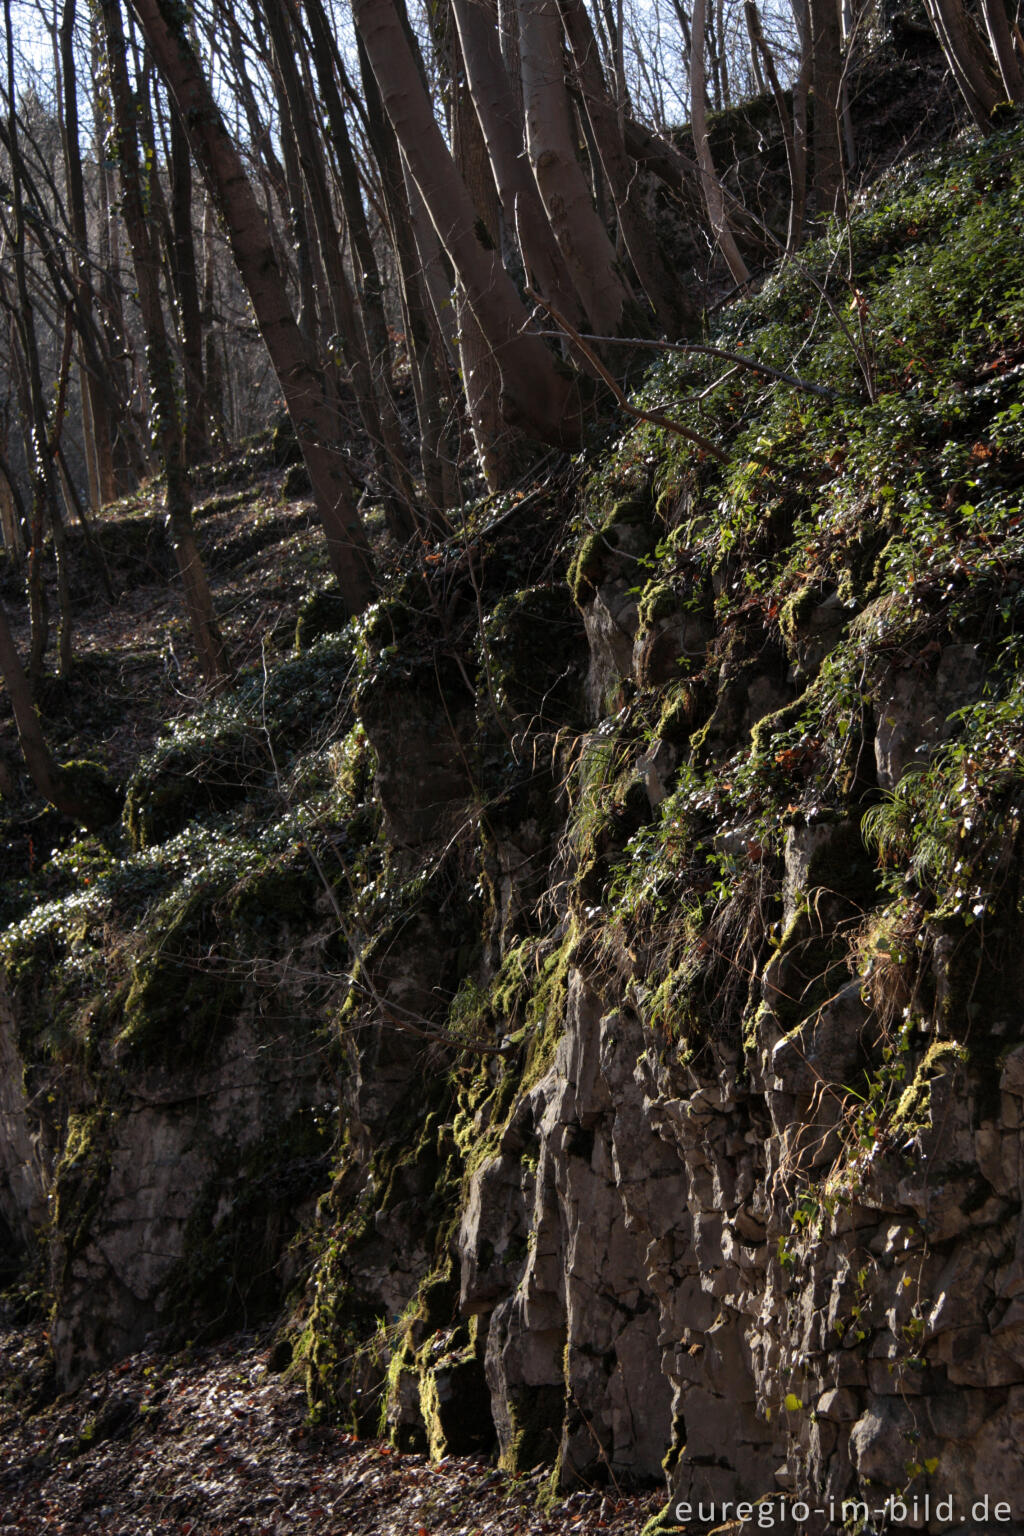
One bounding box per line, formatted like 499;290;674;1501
533;328;837;400
526;290;731;464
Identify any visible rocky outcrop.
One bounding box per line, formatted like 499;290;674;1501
4;123;1024;1527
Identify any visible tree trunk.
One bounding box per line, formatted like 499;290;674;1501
790;0;811;247
560;0;698;336
264;0;418;540
451;29;528;490
0;416;25;561
357;35;460;515
746;0;806;253
451;0;582;326
980;0;1024;101
60;0;117;507
0;597;103;824
200;195;228;449
3;6;72;676
691;0;751;285
100;0;232;687
808;0;846;215
516;0;636;335
301;0;438;528
126;0;377;614
170;109;211;464
922;0;1003;126
92;17;146;493
353;0;582;450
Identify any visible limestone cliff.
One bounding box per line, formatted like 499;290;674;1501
3;124;1024;1532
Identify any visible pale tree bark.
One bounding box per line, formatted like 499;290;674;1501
515;0;636;335
691;0;751;285
126;0;376;614
746;0;806;253
353;0;582;450
559;0;698;336
450;0;582;326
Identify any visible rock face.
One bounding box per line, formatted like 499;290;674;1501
0;933;335;1389
293;523;1024;1530
4;486;1024;1532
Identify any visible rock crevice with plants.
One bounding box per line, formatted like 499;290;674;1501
3;124;1024;1529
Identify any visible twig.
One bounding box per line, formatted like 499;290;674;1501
300;838;507;1056
526;289;731;464
532;328;837;400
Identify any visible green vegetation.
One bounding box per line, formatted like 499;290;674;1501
3;121;1024;1497
569;122;1024;1194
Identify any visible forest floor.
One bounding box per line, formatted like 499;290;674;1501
0;1307;661;1536
0;436;355;889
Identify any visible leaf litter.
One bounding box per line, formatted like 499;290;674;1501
0;1312;661;1535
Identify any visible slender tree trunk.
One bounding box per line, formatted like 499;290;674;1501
3;8;72;676
126;0;377;614
93;20;145;492
0;416;25;561
789;0;810;245
451;32;527;490
808;0;846;215
450;0;582;325
0;597;100;824
560;0;698;336
353;0;582;449
265;0;418;540
56;443;116;603
100;0;232;686
691;0;751;284
516;0;636;335
980;0;1024;100
747;0;806;253
300;0;437;527
200;196;228;449
922;0;1003;126
357;36;459;513
60;0;117;506
5;320;48;679
170;110;210;464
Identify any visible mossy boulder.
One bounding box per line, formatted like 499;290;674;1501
124;727;261;850
282;461;312;499
569;500;656;605
295;587;349;651
57;760;122;830
482;583;586;726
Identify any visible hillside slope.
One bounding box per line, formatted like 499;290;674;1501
2;122;1024;1530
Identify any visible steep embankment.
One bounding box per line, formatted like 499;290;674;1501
2;124;1024;1530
